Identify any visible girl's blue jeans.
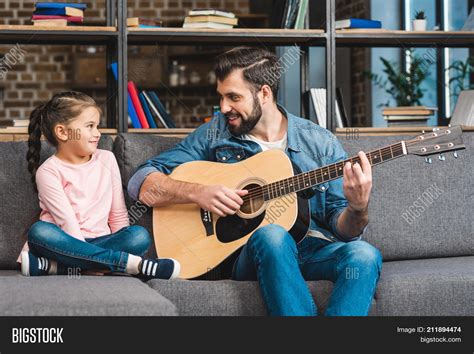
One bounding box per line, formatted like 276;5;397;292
27;221;151;273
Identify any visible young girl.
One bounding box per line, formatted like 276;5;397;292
19;91;180;280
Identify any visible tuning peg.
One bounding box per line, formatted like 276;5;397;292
448;124;452;127
453;151;459;158
425;157;432;164
438;154;445;161
422;130;425;133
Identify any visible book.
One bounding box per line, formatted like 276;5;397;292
461;7;474;31
336;18;382;29
294;0;308;29
335;87;350;128
280;0;291;28
310;88;347;128
182;22;234;29
139;92;158;129
12;119;29;127
382;106;437;116
34;7;84;17
127;17;163;27
33;19;68;26
383;115;430;120
32;15;84;23
136;24;162;28
188;9;235;18
184;15;238;26
142;91;168;128
386;120;429;127
127;82;150;129
35;2;87;10
147;91;176;128
110;62;141;128
285;0;300;29
449;90;474;126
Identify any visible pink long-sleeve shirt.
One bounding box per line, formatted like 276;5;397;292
18;149;130;261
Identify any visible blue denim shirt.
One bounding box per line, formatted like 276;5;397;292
128;106;362;243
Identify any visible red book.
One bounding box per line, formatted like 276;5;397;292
127;82;150;128
31;15;84;22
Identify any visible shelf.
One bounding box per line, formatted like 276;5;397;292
0;25;117;45
128;128;194;137
155;84;216;92
0;127;118;134
336;30;474;47
128;28;326;45
335;126;474;136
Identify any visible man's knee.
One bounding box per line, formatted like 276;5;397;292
248;224;295;254
339;241;382;274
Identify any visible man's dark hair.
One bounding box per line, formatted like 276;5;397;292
214;46;281;101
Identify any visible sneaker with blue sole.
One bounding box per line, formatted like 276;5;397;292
21;251;51;276
138;258;180;281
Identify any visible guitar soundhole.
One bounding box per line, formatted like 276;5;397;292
240;183;265;216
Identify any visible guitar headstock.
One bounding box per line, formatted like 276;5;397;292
405;126;465;159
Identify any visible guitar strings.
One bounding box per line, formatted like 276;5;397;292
240;133;453;202
241;143;404;201
241;145;403;202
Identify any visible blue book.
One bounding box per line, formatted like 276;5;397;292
34;8;83;16
139;92;157;128
35;2;87;10
335;18;382;29
138;24;162;28
110;62;141;129
147;91;176;128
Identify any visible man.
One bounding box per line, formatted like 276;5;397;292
128;47;382;316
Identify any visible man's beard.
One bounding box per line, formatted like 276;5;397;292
226;93;262;136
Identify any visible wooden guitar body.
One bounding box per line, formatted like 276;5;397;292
152;149;310;279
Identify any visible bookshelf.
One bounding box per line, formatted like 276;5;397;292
0;0;118;128
336;30;474;47
1;1;473;133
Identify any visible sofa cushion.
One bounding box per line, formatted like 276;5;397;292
147;278;343;316
147;256;473;316
341;133;473;260
0;136;113;270
375;256;474;316
0;270;177;316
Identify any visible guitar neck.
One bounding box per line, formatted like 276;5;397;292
262;141;407;201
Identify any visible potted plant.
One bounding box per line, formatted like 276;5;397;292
365;49;428;107
413;10;427;31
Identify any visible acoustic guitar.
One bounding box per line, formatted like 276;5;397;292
152;126;465;279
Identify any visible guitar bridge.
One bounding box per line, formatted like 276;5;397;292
200;209;214;236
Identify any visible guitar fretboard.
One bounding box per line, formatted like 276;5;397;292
262;142;405;201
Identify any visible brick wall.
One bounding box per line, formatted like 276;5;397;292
0;0;249;128
335;0;371;127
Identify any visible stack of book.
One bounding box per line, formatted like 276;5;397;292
183;9;238;29
31;2;87;27
1;119;30;129
383;106;437;126
126;17;162;28
111;63;176;129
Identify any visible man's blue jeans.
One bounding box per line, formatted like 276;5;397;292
232;224;382;316
27;221;151;273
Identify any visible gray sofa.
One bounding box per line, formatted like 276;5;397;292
0;131;472;316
